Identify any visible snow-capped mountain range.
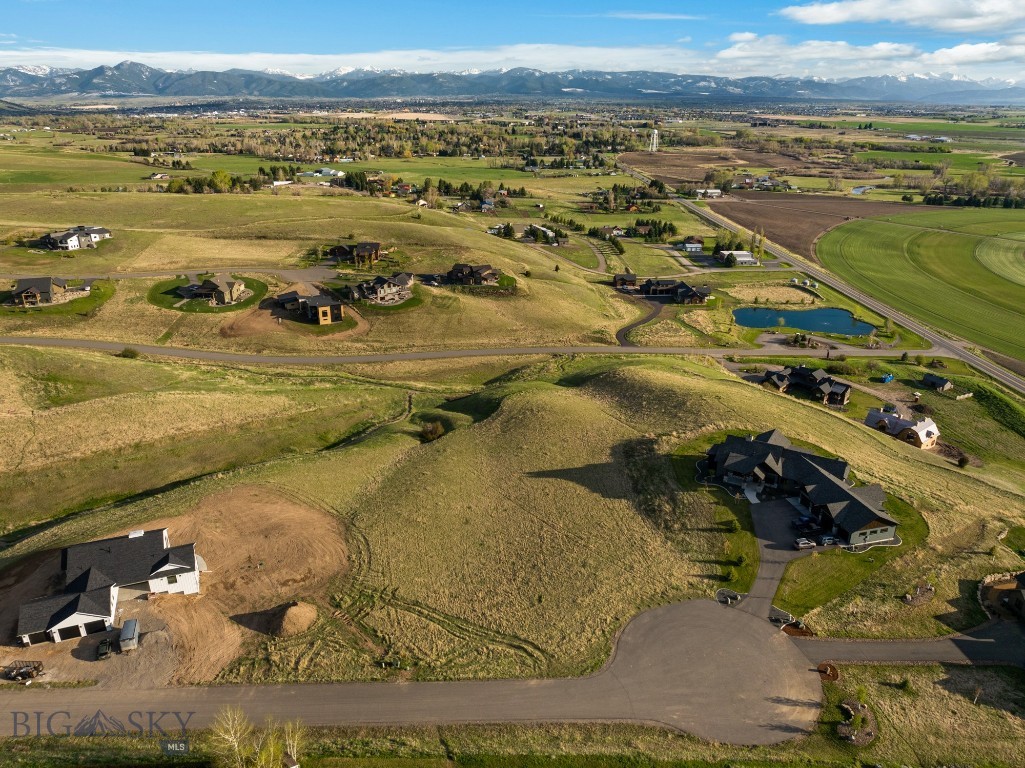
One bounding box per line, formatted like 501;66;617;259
0;61;1022;104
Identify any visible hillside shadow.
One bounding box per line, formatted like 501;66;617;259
935;663;1025;718
526;463;631;500
934;578;991;632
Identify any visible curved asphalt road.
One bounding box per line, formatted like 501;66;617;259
0;601;822;745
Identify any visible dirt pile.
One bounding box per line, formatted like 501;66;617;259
272;601;318;637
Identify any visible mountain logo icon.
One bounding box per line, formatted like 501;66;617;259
73;710;127;736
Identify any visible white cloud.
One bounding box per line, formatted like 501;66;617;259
717;33;918;62
921;41;1025;65
0;37;1021;80
781;0;1025;34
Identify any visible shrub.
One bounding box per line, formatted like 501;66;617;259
724;519;740;534
957;455;970;469
420;421;445;442
117;347;140;359
722;566;735;583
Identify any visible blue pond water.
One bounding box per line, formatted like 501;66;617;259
732;307;876;335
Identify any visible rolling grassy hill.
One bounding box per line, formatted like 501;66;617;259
3;354;1022;686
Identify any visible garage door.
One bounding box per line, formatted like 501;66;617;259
57;625;82;641
25;631;48;645
83;620;107;635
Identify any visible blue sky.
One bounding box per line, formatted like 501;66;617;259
2;0;1024;80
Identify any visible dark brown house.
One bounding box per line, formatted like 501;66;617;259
12;277;67;307
764;365;851;406
330;242;382;266
447;263;499;286
613;273;637;288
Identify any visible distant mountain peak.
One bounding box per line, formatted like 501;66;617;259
0;63;1020;105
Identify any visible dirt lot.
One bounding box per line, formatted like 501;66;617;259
621;148;804;185
219;285;369;340
0;485;348;688
708;192;910;258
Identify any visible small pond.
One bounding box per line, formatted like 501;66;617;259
851;186;874;195
733;307;876;335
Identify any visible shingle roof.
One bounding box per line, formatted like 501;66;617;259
63;529;196;588
17;586;113;636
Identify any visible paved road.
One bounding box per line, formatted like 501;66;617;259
0;336;932;366
0;601;822;745
796;620;1025;667
614;161;1025;397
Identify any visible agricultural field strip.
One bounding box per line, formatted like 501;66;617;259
668;195;1025;396
819;220;1025;355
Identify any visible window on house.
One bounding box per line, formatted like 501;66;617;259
167;574;178;585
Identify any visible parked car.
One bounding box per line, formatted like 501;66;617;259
96;638;113;660
119;619;139;652
794;538;815;550
819;535;839;546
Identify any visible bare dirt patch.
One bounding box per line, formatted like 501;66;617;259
621;149;801;185
708;192;911;258
219;286;369;340
146;485;349;684
0;485;349;688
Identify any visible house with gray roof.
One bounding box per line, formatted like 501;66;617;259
40;225;112;251
179;274;247;305
865;407;940;449
922;373;953;392
17;529;201;646
706;430;898;546
11;277;67;307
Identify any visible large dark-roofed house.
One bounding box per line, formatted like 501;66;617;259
17;529;201;646
764;365;851;406
12;277;67;307
706;430;898;546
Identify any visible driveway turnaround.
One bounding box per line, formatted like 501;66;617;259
0;601;822;745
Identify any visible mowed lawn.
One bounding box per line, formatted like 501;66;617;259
817;209;1025;361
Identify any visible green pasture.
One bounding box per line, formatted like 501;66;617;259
817;209;1025;361
0;144;153;190
854;149;1025;175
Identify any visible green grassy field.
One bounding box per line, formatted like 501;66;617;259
817;209;1025;361
854;149;1025;175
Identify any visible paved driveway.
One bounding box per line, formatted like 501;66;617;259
738;499;809;621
